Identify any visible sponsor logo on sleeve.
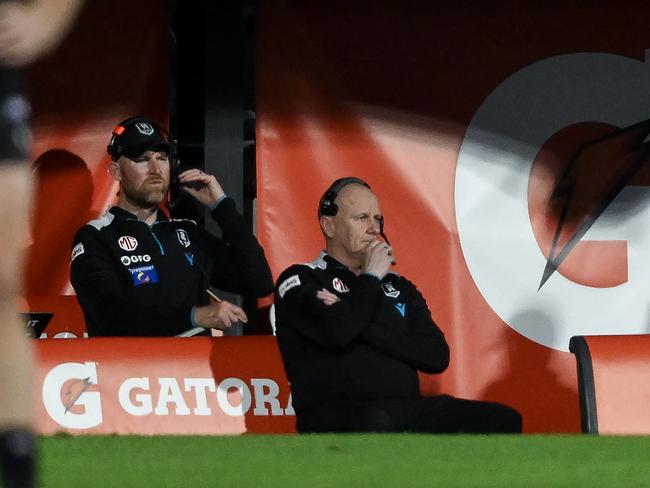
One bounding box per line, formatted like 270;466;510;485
71;243;85;262
129;265;159;286
118;236;138;251
382;282;400;298
278;275;301;298
394;302;406;317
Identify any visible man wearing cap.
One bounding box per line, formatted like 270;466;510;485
274;177;522;433
70;117;273;336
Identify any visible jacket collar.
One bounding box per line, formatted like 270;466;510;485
320;251;357;273
319;250;399;279
109;205;169;223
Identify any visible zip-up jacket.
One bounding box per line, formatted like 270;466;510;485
70;198;273;336
274;252;449;413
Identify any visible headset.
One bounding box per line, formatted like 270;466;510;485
319;177;371;217
318;177;390;244
107;117;179;175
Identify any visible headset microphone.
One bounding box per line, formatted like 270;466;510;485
379;217;390;246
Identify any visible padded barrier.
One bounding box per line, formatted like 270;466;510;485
35;336;296;435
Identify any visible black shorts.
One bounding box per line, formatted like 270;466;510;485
0;67;31;163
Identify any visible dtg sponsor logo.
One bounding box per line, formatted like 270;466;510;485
120;254;151;266
456;50;650;351
42;362;294;430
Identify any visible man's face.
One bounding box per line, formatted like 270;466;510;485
116;150;170;208
326;184;383;261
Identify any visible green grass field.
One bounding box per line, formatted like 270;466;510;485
39;434;650;487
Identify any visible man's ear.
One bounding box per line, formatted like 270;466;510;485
108;161;122;182
320;215;335;239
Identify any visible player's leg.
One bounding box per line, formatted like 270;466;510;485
0;165;36;488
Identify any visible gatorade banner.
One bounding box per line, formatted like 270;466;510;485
256;1;650;432
36;337;295;435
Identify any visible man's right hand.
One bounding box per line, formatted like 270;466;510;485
361;240;394;280
193;300;248;330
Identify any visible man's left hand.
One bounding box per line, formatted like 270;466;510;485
177;169;226;208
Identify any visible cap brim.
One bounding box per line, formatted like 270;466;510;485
121;141;173;160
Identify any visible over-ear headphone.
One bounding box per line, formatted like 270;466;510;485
107;117;178;173
318;177;371;217
318;176;391;244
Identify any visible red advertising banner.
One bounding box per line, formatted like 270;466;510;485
35;337;295;435
256;1;650;432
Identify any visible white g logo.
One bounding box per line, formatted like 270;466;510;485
455;51;650;351
42;362;102;429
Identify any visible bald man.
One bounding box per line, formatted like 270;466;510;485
274;177;522;434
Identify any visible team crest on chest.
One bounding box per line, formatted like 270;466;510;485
176;229;191;248
382;282;400;298
332;277;350;293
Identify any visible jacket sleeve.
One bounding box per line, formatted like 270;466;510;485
275;266;383;350
70;226;193;336
362;277;450;374
204;197;274;297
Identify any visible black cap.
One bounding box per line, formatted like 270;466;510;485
107;117;174;161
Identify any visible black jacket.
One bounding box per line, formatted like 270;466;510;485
70;198;273;336
274;252;449;413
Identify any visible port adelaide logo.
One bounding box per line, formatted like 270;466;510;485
176;229;191;248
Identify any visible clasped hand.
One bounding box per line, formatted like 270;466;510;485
316;240;395;306
361;240;395;280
